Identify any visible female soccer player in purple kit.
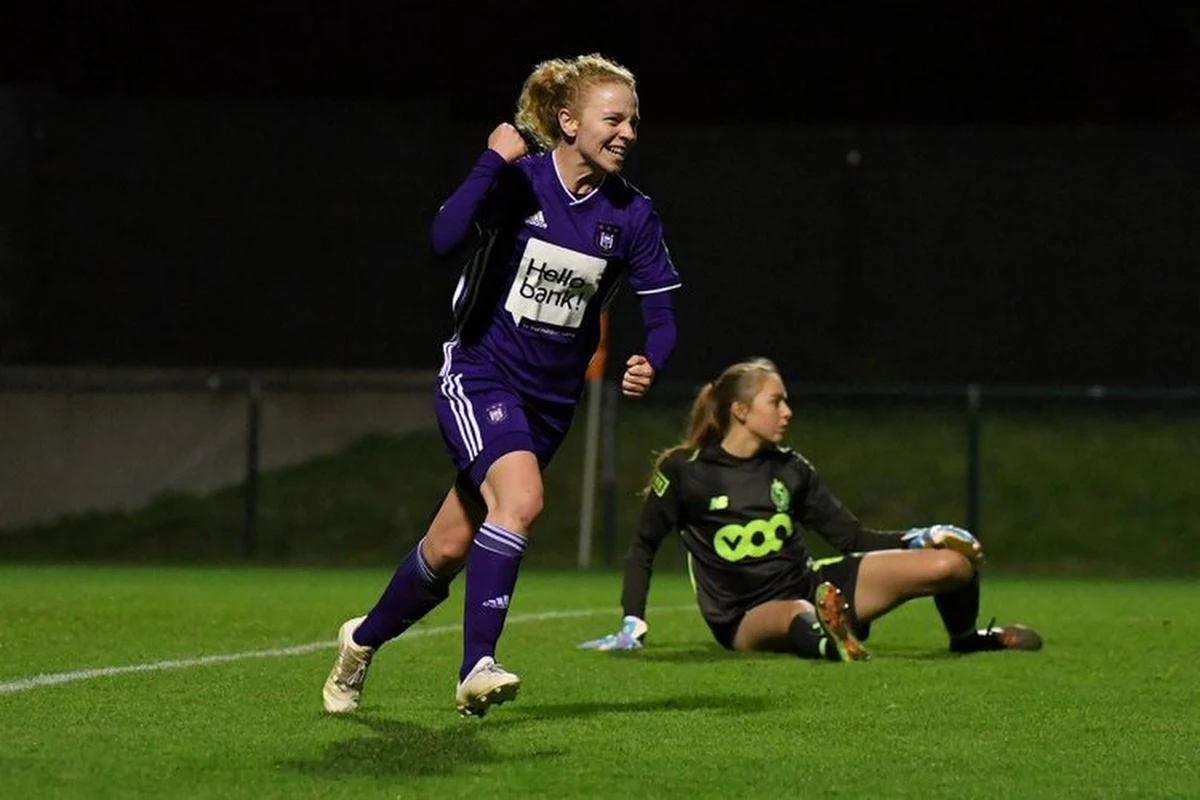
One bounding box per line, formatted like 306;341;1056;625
323;53;681;717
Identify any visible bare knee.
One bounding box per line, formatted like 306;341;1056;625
422;531;472;568
732;600;810;653
930;550;975;588
488;485;544;533
419;489;481;569
480;452;544;533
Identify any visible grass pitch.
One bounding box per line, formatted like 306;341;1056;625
1;566;1196;798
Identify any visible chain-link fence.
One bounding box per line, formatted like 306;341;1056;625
3;368;1197;575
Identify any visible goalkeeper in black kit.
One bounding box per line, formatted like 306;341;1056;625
579;358;1042;661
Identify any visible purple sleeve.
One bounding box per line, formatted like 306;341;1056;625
626;207;682;294
640;291;677;371
430;149;509;257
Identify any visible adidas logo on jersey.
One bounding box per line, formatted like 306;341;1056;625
524;210;547;229
482;595;511;610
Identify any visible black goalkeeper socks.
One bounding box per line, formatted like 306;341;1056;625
788;614;842;662
936;569;981;640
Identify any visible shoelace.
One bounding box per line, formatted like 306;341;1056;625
981;617;1019;647
335;652;371;688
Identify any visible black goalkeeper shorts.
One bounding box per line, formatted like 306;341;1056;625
813;554;871;641
707;554;870;650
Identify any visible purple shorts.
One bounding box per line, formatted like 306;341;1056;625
435;342;576;490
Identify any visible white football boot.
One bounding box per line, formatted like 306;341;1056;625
454;656;520;717
322;616;374;713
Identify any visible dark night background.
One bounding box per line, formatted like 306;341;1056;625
1;2;1197;385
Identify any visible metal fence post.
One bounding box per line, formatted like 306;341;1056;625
243;378;262;559
601;380;619;567
966;383;981;537
577;376;603;569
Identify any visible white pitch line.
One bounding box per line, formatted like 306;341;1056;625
0;605;695;695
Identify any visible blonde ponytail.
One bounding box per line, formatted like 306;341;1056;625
513;53;636;151
641;358;780;495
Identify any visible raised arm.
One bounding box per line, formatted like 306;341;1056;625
430;123;527;257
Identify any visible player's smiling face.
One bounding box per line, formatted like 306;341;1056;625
561;81;639;175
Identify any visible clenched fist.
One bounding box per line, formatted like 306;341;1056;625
621;355;655;398
487;123;528;163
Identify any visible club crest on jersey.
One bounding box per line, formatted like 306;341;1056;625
595;222;620;252
485;403;508;424
770;478;790;513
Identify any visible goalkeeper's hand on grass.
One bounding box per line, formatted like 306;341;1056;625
902;524;983;561
577;615;648;651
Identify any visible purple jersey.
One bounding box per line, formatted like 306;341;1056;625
435;150;681;404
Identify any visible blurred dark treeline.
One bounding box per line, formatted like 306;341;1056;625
0;3;1197;385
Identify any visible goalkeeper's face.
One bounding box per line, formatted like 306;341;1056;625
735;374;792;445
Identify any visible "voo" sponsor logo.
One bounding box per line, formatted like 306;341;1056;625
712;513;794;561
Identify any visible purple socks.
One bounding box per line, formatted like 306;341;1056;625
460;523;527;681
353;537;453;649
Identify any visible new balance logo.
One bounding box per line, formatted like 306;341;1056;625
482;595;510;610
524;210;547;229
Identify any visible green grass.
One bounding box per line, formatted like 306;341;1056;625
3;403;1199;575
1;567;1197;798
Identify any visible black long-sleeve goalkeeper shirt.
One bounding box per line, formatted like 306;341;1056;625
622;443;908;627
